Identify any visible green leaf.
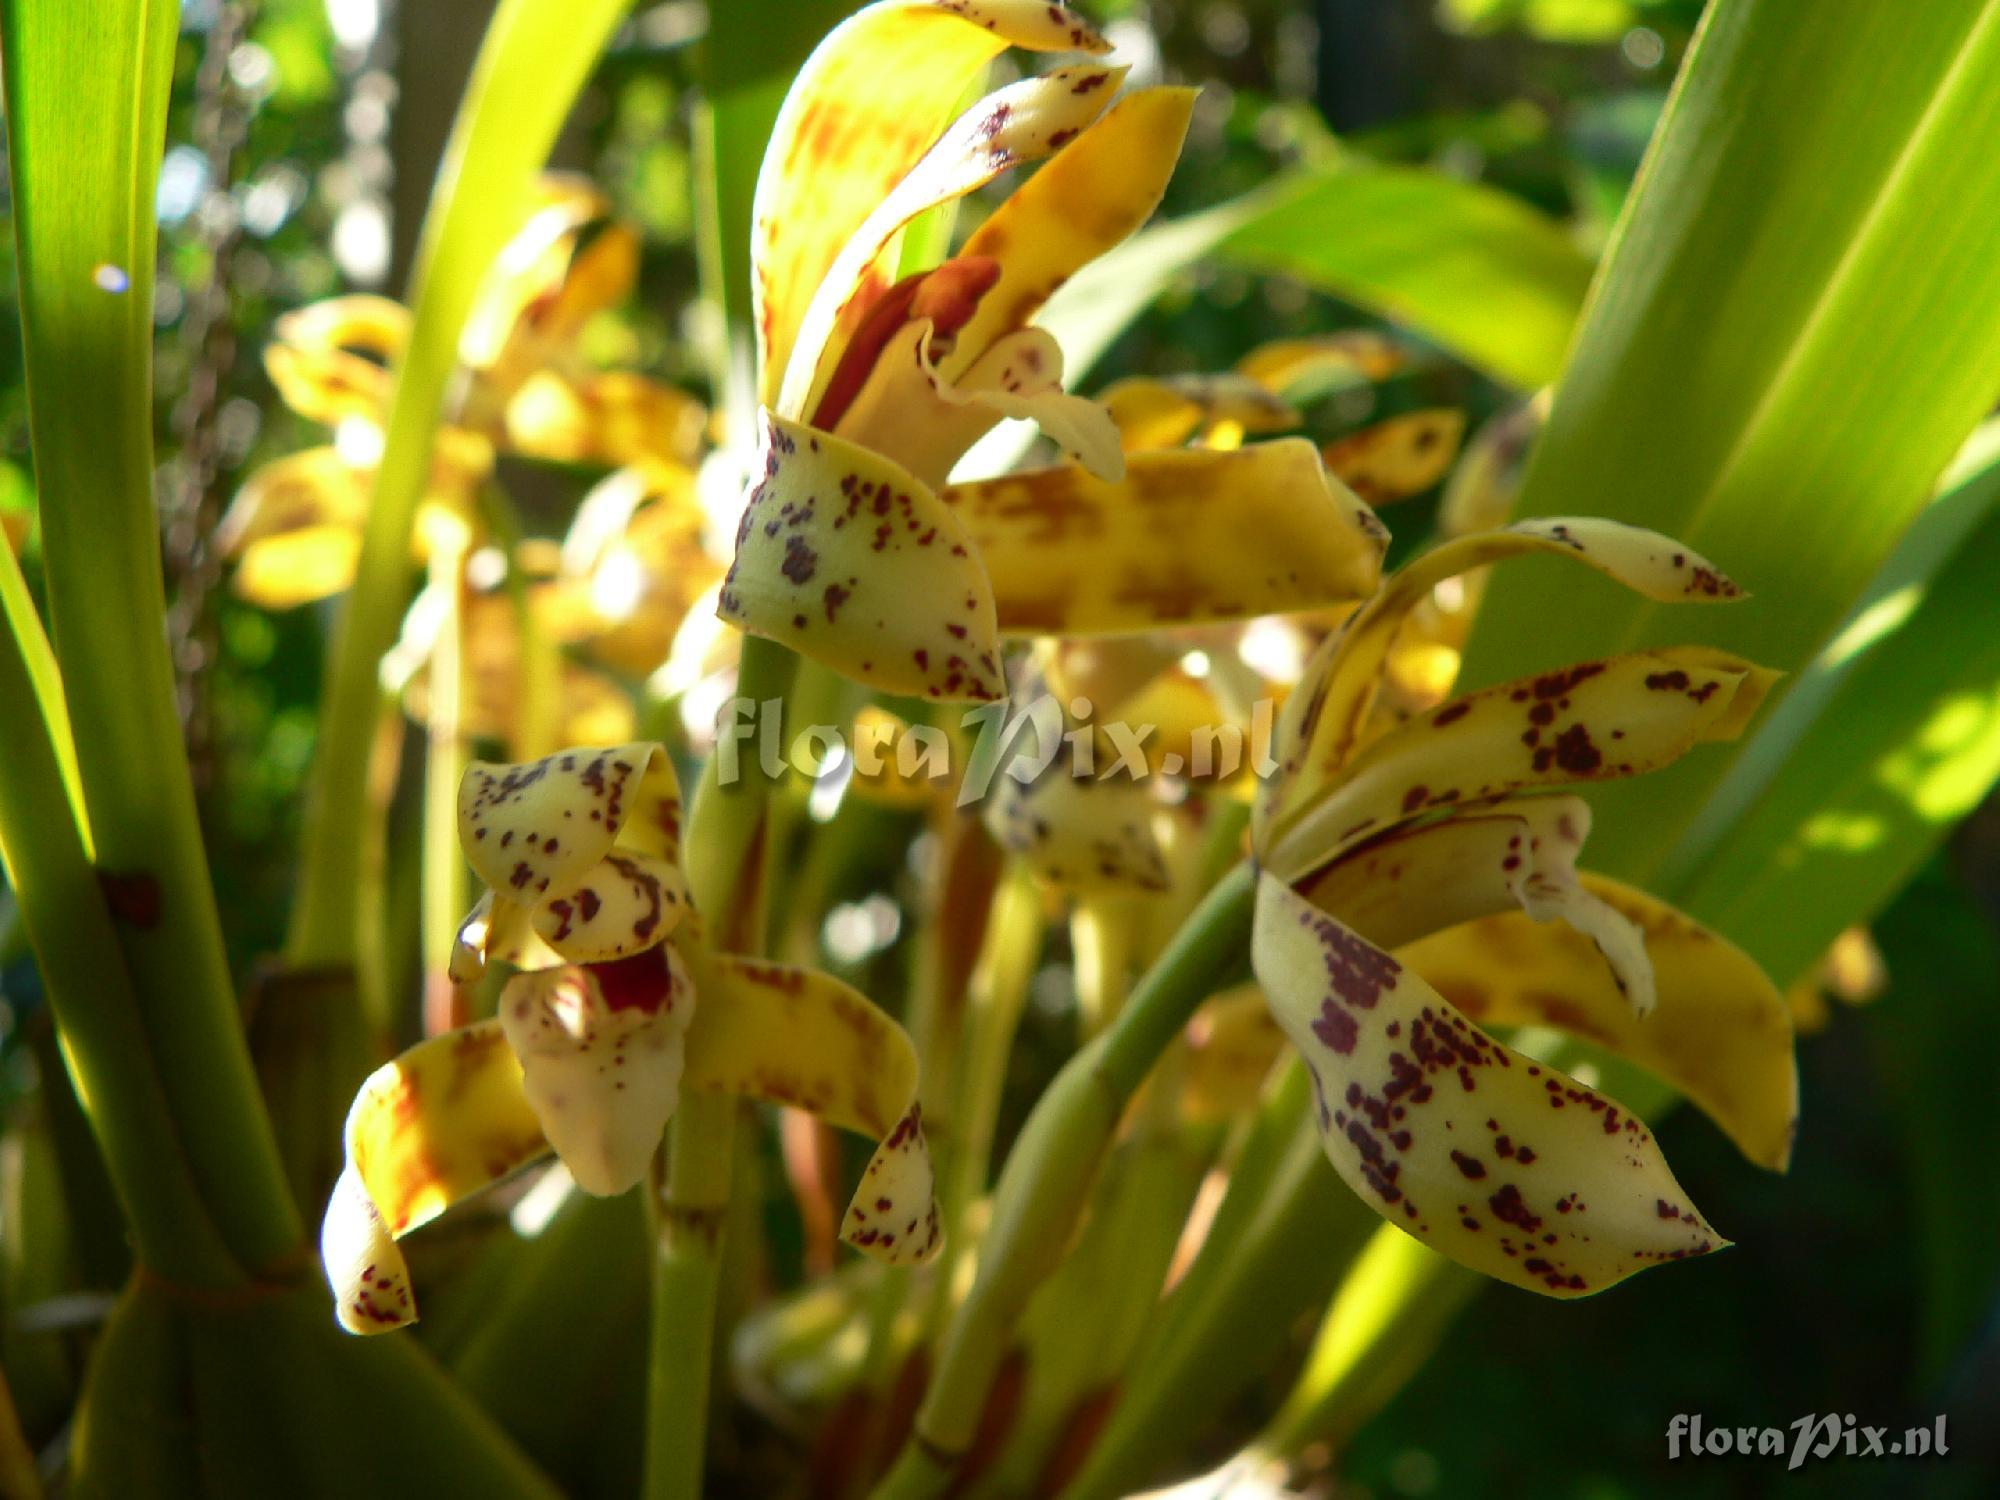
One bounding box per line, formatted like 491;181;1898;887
1862;866;2000;1384
1662;428;2000;985
1460;0;2000;887
1214;165;1595;390
289;0;638;966
1040;162;1594;393
3;0;301;1270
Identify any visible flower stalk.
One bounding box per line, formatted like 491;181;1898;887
875;861;1256;1496
644;632;799;1500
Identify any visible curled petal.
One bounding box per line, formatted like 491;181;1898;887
944;86;1197;379
448;890;560;984
834;321;1121;488
321;1023;549;1333
1322;409;1466;506
498;945;695;1196
264;296;406;425
1260;518;1747;851
1266;646;1777;879
780;60;1128;420
458;742;683;902
940;439;1386;636
1252;872;1725;1298
530;851;690;962
688;956;944;1265
1295;796;1655;1015
1398;875;1799;1171
272;294;410;361
718;413;1004;702
753;0;1108;407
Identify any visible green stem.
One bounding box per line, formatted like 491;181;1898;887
420;534;471;1022
1055;1069;1367;1500
643;633;798;1500
0;560;242;1287
287;0;635;967
873;861;1256;1498
3;0;301;1273
927;864;1045;1337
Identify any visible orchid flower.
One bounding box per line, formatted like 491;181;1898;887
1245;517;1799;1297
219;176;704;609
716;1;1387;704
321;745;940;1333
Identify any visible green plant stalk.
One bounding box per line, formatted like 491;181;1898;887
644;633;798;1500
2;0;301;1273
420;538;471;1013
1056;1072;1369;1500
0;562;241;1286
928;863;1045;1336
288;0;635;967
0;537;81;832
873;862;1256;1498
981;1110;1204;1498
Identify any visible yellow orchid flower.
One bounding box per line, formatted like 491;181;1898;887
1244;516;1798;1298
320;745;942;1334
222;177;704;609
716;1;1388;703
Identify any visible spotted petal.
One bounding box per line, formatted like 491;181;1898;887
1398;874;1798;1171
458;743;683;902
1252;872;1725;1298
753;0;1108;407
939;439;1387;636
321;1023;549;1333
688;956;944;1266
983;747;1170;892
1322;409;1466;506
498;944;695;1196
529;851;690;962
1266;646;1777;881
943;86;1197;380
718;413;1004;702
1261;518;1747;850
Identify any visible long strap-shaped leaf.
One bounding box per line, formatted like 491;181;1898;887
288;0;636;966
1462;0;2000;884
3;0;301;1269
1036;160;1593;395
1665;434;2000;985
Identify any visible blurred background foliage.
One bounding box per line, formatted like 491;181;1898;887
0;1;1994;1496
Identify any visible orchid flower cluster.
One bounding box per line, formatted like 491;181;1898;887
296;0;1797;1489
